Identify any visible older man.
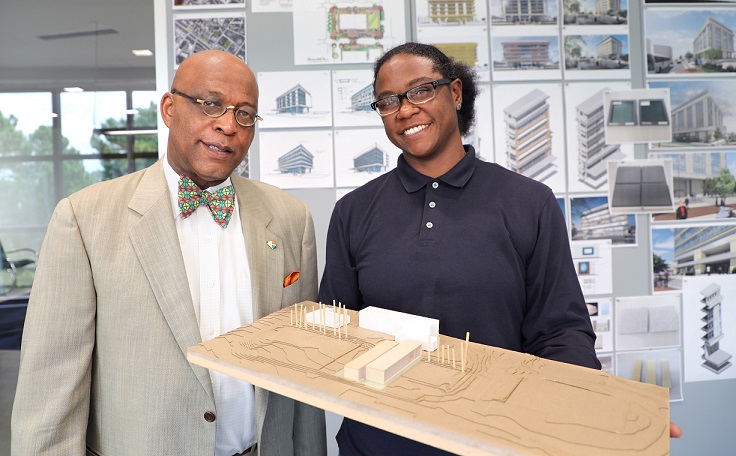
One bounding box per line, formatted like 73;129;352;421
12;50;326;456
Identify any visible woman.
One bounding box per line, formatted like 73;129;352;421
319;42;677;454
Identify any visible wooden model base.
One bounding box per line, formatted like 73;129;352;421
187;302;670;455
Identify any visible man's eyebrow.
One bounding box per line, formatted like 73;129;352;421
203;90;257;110
375;76;435;99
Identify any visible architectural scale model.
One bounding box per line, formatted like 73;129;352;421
188;301;670;456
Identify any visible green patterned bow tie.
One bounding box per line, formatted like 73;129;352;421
178;176;235;228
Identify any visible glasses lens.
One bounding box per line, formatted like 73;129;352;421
407;83;436;104
375;96;400;115
235;110;256;127
201;99;225;117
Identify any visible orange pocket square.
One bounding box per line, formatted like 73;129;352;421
283;270;300;288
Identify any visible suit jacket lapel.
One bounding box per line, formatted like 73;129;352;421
233;177;284;320
127;160;214;401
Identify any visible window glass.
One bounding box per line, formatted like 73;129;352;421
60;91;127;155
132;91;160;128
0;92;54;157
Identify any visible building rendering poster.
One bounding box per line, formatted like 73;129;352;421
645;8;736;76
258;130;334;189
292;0;406;65
333;129;401;188
256;70;333;129
563;81;633;193
649;79;736;150
682;275;736;383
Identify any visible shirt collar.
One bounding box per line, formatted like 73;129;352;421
396;145;477;193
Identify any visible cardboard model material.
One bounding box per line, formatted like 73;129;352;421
187;301;670;455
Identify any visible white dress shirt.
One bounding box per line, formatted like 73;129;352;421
164;158;256;455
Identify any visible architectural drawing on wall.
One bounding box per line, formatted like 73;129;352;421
353;144;388;173
293;1;405;65
350;84;373;112
650;152;728;214
491;36;561;74
278;145;314;175
257;71;332;128
421;0;481;24
671;91;724;144
571;239;613;295
563;0;627;25
173;13;246;66
332;70;383;127
699;283;732;374
503;88;556;182
174;0;244;8
576;89;625;189
645;9;736;75
258;130;334;189
491;0;557;25
276;84;311;114
326;5;385;60
570;196;636;245
433;42;478;67
673;225;736;276
649;80;736;148
564;35;630;76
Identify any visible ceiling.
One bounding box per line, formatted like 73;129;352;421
0;0;156;92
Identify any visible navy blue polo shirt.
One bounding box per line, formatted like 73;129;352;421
319;146;599;456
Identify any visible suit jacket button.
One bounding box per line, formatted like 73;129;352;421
204;411;216;422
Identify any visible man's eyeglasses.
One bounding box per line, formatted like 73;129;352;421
370;78;453;117
170;88;262;127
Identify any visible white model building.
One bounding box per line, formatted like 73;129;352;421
359;306;439;352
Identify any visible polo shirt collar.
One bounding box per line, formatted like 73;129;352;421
397;145;477;193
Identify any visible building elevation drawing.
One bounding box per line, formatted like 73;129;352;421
699;283;732;374
576;89;625;189
426;0;477;24
504;88;555;181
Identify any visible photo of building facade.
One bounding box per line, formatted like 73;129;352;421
576;89;625;189
673;225;736;276
694;17;735;61
574;202;634;244
671;90;726;143
277;144;314;174
501;0;549;23
656;152;726;198
276;84;312;114
597;35;623;58
500;40;552;68
353;144;388;173
426;0;476;23
595;0;620;16
504;88;555;179
350;83;373;112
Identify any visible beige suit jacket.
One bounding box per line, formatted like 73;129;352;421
11;160;326;456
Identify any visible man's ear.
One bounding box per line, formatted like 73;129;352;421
160;92;174;128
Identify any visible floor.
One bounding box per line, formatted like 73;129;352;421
0;349;20;455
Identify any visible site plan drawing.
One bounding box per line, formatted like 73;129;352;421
188;302;670;456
